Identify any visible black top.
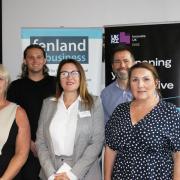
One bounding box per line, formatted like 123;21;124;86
0;121;18;176
105;101;180;180
7;76;56;140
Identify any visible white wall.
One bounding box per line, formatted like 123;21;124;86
2;0;180;81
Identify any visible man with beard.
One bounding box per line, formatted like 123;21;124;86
101;45;135;124
7;44;56;180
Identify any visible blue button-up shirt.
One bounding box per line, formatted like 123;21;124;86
100;81;132;124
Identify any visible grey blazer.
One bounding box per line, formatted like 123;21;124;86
36;96;104;180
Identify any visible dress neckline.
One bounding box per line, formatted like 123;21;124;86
129;100;161;127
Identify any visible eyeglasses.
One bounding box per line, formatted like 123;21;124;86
60;71;80;79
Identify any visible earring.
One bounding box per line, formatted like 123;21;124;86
154;90;158;97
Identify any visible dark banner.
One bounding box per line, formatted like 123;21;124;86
105;23;180;109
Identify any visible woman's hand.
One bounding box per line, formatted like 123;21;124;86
54;172;70;180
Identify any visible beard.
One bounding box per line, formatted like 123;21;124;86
115;69;129;80
28;66;44;74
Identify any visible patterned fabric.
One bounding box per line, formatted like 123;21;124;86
101;81;132;124
105;100;180;180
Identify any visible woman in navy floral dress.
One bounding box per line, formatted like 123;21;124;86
104;62;180;180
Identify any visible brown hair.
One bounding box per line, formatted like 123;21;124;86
128;62;161;97
20;44;49;78
56;59;94;109
111;44;135;64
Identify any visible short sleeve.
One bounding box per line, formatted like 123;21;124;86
169;108;180;152
105;102;130;152
105;111;119;151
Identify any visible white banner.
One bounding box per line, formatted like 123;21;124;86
21;27;103;95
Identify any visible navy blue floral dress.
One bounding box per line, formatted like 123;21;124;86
105;100;180;180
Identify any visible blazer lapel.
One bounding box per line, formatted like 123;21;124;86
74;101;86;144
46;100;58;130
45;99;58;162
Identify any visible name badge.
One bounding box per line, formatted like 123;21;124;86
79;111;91;118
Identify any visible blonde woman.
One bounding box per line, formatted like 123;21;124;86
0;64;30;180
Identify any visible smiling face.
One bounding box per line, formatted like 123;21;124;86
130;67;158;101
59;63;80;93
112;50;134;80
24;48;46;75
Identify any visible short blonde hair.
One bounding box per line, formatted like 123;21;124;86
0;64;11;90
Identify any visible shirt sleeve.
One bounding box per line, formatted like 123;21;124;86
169;108;180;152
100;91;110;124
56;162;78;180
105;109;119;151
48;174;55;180
66;171;78;180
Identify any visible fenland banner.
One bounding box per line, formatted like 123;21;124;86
105;23;180;110
21;27;103;95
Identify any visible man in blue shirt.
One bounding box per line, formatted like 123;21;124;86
101;45;135;124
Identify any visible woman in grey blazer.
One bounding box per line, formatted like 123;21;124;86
36;59;104;180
